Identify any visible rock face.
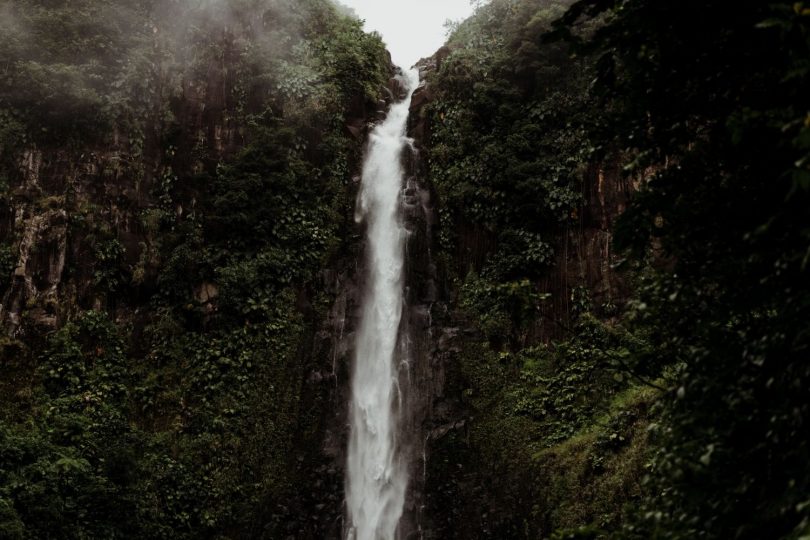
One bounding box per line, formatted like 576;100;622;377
0;24;394;540
397;103;444;538
0;56;238;336
397;54;640;537
4;205;67;334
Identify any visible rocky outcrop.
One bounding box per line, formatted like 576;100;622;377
3;204;67;334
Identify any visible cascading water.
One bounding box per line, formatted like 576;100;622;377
346;67;420;540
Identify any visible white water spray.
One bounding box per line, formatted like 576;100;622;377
347;67;420;540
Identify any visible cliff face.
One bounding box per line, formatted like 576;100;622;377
2;78;225;337
402;48;649;537
0;2;396;538
0;30;387;339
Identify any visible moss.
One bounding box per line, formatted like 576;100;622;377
535;384;657;533
428;310;659;537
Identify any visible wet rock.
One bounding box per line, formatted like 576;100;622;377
345;119;366;140
388;75;408;101
409;84;433;113
437;328;460;353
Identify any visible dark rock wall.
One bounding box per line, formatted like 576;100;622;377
533;162;639;339
0;46;236;337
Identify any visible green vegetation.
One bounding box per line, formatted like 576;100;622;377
429;0;586;257
556;1;810;537
0;0;389;537
425;314;657;538
0;0;807;537
424;0;810;538
424;3;643;533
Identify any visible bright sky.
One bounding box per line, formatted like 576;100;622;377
336;0;476;67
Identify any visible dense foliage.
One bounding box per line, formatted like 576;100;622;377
0;0;390;537
1;0;808;537
428;0;589;344
421;1;660;537
554;0;810;537
424;0;810;538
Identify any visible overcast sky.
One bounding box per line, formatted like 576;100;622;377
336;0;476;67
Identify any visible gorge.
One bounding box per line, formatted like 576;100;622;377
0;1;808;539
347;67;419;540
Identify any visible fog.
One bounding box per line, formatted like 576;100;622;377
335;0;477;67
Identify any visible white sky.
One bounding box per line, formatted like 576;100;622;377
337;0;476;67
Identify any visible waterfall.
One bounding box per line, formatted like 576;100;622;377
346;67;420;540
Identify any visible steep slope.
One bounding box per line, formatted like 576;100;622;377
399;2;655;537
407;0;810;538
0;1;392;537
